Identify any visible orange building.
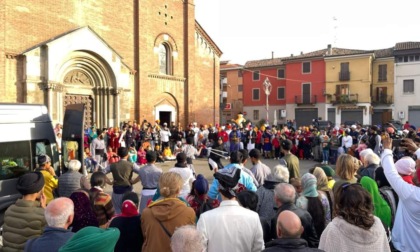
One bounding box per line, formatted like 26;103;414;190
220;61;244;124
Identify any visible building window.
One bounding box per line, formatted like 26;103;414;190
339;62;350;81
336;84;349;95
277;87;285;99
158;43;172;75
378;64;387;82
253;110;259;120
238;84;243;92
277;69;285;79
302;62;311;73
252;88;260;100
403;79;414;94
253;71;260;81
238;70;243;77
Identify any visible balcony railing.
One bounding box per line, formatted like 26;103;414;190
339;71;350;81
331;94;358;105
295;95;317;105
371;95;393;105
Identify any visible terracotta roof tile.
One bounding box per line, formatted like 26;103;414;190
244;58;284;68
220;64;243;70
395;42;420;51
374;47;394;58
283;48;372;61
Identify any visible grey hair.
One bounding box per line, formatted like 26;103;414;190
364;152;380;165
359;148;373;160
45;198;74;228
274;183;296;204
170;225;205;252
271;165;290;183
68;159;81;171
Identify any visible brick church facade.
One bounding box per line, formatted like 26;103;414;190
0;0;221;128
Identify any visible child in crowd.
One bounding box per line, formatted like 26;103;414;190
154;145;165;163
163;146;176;161
128;146;138;163
84;147;96;173
137;145;147;165
107;147;119;164
272;134;281;160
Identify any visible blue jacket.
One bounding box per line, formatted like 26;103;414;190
208;163;257;200
24;226;74;252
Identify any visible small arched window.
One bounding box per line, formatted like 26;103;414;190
158;43;172;75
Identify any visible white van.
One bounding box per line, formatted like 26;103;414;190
0;103;85;225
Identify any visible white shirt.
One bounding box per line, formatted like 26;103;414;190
341;135;353;148
250;161;271;186
197;200;264;252
381;148;420;252
160;128;171;142
168;166;195;199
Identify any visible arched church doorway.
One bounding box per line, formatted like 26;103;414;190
59;51;118;128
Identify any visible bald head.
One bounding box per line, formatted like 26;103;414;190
45;197;74;228
277;210;303;239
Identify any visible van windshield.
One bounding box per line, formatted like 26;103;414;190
0;140;53;180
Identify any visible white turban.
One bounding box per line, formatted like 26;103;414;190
395;157;416;175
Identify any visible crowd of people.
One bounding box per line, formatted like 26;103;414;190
2;118;420;251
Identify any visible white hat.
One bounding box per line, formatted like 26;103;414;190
351;125;357;129
395;157;416;175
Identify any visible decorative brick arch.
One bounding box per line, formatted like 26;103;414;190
58;50;118;128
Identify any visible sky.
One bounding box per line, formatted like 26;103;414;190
195;0;420;65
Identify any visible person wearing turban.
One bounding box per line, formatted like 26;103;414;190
3;172;47;251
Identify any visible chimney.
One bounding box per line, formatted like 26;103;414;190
327;44;332;55
272;51;274;59
300;51;303;55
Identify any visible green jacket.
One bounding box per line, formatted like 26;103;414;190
3;199;46;252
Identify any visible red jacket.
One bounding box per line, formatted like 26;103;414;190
217;131;229;143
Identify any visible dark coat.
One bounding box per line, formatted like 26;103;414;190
109;215;143;252
263;238;324;252
358;163;379;180
271;203;319;248
24;227;74;252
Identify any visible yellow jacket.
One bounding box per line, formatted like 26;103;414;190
39;170;58;204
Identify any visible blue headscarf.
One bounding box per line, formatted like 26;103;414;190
301;173;319;197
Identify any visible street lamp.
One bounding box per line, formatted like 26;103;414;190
262;77;272;124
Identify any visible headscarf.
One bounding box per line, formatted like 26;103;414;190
360;176;391;228
70;191;99;232
59;227;120;252
119;200;139;217
313;167;329;192
301;173;318;197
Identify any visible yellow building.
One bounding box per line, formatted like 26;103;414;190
371;48;395;125
324;49;375;125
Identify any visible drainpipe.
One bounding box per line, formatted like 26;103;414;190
134;0;140;121
213;52;216;125
183;0;189;128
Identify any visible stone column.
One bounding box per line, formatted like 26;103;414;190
113;89;122;128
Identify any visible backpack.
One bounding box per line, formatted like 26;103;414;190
194;197;215;219
379;186;399;229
